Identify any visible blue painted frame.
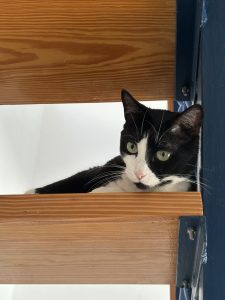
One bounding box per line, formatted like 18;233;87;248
201;0;225;299
175;2;205;298
175;0;204;108
176;0;225;299
176;0;196;103
176;217;207;300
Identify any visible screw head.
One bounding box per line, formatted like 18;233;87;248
187;227;196;241
181;86;190;97
182;279;190;288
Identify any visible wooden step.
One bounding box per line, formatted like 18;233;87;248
0;192;203;284
0;0;175;104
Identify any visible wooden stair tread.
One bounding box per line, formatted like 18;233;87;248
0;192;202;284
0;0;175;104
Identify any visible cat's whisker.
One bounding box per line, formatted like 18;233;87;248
91;174;119;185
187;178;211;188
186;179;212;195
101;164;134;180
159;173;209;183
86;172;118;184
157;127;171;145
130;113;140;140
140;109;148;136
156;173;212;193
155;111;165;143
89;175;121;191
108;165;134;180
157;173;191;178
185;163;215;172
105;164;126;170
146;120;157;139
158;172;211;184
88;176;120;191
85;171;123;186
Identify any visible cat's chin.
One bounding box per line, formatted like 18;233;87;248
135;180;173;191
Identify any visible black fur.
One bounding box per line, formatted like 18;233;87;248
36;90;203;194
36;156;125;193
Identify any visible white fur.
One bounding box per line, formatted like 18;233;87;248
91;174;141;193
92;136;191;193
123;136;160;188
92;176;190;193
153;176;190;192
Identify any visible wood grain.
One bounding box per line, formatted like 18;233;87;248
170;285;176;300
0;0;175;104
0;193;202;284
0;193;203;220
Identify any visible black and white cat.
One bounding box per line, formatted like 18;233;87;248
35;90;203;194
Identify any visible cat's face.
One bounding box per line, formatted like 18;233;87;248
120;90;203;190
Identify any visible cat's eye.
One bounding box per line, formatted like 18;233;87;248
127;142;138;154
156;150;171;161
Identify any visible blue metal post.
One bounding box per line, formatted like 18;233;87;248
201;0;225;299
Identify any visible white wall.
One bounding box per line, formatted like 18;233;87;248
0;101;167;194
0;105;44;194
0;285;170;300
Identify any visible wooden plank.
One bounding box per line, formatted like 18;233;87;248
0;193;203;219
170;285;176;300
0;0;175;104
168;99;174;112
0;193;202;284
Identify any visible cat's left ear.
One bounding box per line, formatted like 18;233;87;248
121;89;146;116
171;104;203;136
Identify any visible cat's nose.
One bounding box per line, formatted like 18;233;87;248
135;171;147;180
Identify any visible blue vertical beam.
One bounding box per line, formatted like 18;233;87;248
176;0;196;103
175;0;225;298
176;217;206;300
175;0;203;112
201;0;225;299
176;0;225;296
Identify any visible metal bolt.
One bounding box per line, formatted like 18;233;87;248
187;227;196;241
182;279;190;288
181;85;190;97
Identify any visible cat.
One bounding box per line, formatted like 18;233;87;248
34;90;203;194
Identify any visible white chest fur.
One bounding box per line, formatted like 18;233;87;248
91;175;141;193
91;174;190;193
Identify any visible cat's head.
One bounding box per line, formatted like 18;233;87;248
120;90;203;191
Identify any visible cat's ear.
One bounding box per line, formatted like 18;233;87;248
121;89;145;116
171;104;203;136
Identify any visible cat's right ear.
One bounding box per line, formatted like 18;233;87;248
121;89;144;117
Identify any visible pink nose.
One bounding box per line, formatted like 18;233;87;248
135;172;147;180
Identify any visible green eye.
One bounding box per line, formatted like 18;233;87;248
156;150;171;161
127;142;138;154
